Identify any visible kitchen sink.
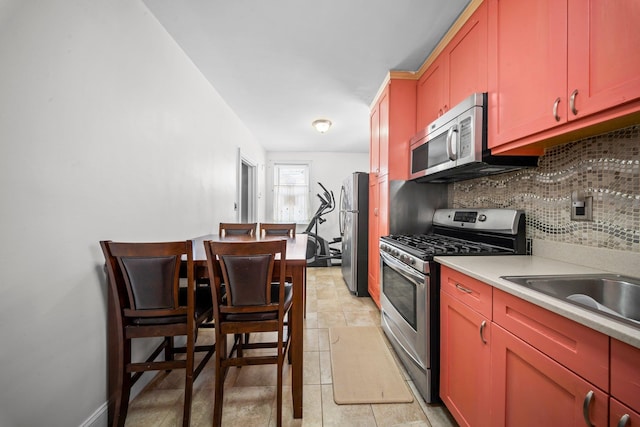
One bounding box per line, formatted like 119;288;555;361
500;274;640;328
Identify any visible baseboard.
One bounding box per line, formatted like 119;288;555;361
80;402;107;427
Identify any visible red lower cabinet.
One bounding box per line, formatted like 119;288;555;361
491;324;608;427
440;267;640;427
440;291;492;427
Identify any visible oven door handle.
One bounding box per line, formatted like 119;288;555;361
380;251;426;286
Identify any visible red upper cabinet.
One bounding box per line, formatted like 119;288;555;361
568;0;640;120
377;89;390;177
487;0;568;148
369;102;380;175
416;1;488;131
488;0;640;153
416;58;446;130
446;1;488;112
370;77;416;180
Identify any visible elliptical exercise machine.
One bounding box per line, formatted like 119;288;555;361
304;182;342;267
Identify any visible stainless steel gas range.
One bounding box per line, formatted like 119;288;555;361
379;208;527;403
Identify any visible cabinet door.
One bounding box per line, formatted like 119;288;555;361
378;88;390;177
488;0;568;148
610;397;640;427
367;177;380;307
568;0;640;121
386;79;416;180
378;174;388;238
369;103;380;175
611;339;640;411
440;291;492;427
367;175;387;308
416;57;447;131
446;1;488;110
491;325;608;427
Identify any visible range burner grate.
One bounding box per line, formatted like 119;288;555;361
383;233;511;258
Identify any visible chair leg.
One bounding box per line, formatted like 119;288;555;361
213;334;227;427
276;351;283;427
182;337;195;427
115;375;131;427
165;336;174;373
113;340;132;427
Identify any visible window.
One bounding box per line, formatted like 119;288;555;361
273;163;310;223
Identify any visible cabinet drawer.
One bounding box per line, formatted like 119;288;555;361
611;339;640;410
441;266;492;319
493;289;609;391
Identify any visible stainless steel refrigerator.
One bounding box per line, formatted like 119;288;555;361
339;172;369;296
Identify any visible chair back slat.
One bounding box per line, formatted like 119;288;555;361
219;222;257;236
259;223;296;238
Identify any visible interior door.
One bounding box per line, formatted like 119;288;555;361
237;149;257;222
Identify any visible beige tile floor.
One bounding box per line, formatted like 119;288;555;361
124;266;458;426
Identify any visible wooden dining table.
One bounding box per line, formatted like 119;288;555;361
190;233;307;419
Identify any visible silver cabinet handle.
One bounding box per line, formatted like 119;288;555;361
582;390;594;427
455;283;472;294
553;97;561;122
617;414;630;427
480;320;487;344
570;89;579;116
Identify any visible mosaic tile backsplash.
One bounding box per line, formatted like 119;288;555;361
451;125;640;253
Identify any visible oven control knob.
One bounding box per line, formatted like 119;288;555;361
408;257;415;265
392;249;399;256
478;214;487;222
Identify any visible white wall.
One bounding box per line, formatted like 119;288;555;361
0;1;265;426
266;152;369;243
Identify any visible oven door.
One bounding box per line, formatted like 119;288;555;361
379;250;427;370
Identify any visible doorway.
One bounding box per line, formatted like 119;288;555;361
237;149;257;222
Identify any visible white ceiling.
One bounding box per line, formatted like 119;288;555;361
142;0;471;153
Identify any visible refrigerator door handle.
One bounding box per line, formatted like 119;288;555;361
339;185;346;235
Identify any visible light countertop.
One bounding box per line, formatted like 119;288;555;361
434;255;640;349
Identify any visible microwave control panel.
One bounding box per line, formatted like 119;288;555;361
458;116;472;158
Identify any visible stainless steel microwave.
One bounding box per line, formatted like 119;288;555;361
409;93;538;183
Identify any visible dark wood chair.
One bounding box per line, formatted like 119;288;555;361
259;222;296;238
203;239;292;427
218;222;257;237
101;240;215;427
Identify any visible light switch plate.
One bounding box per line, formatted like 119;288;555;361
571;191;593;221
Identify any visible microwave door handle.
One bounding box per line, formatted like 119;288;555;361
446;125;458;161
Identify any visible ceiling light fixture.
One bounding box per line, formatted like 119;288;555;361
312;119;332;134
